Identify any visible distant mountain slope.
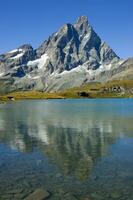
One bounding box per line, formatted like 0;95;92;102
0;16;132;92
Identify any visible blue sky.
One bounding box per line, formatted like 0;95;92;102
0;0;132;58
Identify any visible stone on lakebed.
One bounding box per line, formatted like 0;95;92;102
24;188;50;200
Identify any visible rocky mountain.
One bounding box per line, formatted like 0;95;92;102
0;16;132;92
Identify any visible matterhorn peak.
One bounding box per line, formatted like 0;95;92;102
74;16;91;37
76;16;89;26
0;16;121;92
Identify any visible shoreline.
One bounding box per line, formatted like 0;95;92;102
0;80;133;102
0;94;133;104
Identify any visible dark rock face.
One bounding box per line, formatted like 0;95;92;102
18;44;35;64
0;16;128;92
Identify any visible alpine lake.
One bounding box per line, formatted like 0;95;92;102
0;99;133;200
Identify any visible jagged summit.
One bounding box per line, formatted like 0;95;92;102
0;16;124;92
76;16;89;26
74;16;92;37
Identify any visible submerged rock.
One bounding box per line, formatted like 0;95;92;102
25;188;50;200
63;192;78;200
82;198;91;200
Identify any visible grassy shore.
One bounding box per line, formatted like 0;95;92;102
0;80;133;103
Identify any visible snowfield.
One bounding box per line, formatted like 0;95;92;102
27;54;49;69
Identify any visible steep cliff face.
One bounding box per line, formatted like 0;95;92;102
0;16;129;92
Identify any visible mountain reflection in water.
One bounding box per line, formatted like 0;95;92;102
0;99;133;182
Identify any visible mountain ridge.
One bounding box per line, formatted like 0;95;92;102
0;16;132;92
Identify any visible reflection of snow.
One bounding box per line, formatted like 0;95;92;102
28;123;49;145
0;100;129;155
36;128;49;145
10;136;25;151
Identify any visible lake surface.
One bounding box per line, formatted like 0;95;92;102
0;99;133;200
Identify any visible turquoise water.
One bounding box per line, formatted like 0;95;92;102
0;99;133;200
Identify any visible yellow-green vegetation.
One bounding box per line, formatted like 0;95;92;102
0;80;133;102
104;80;133;89
0;96;9;103
1;91;65;100
60;80;133;98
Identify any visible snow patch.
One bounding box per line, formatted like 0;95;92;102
26;74;40;80
8;48;23;54
0;72;4;77
59;65;88;75
88;60;123;76
27;74;32;79
88;64;112;76
50;60;124;78
8;49;18;54
27;54;49;70
9;48;25;60
10;52;24;60
13;66;19;70
50;65;89;77
84;33;90;39
32;76;40;79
